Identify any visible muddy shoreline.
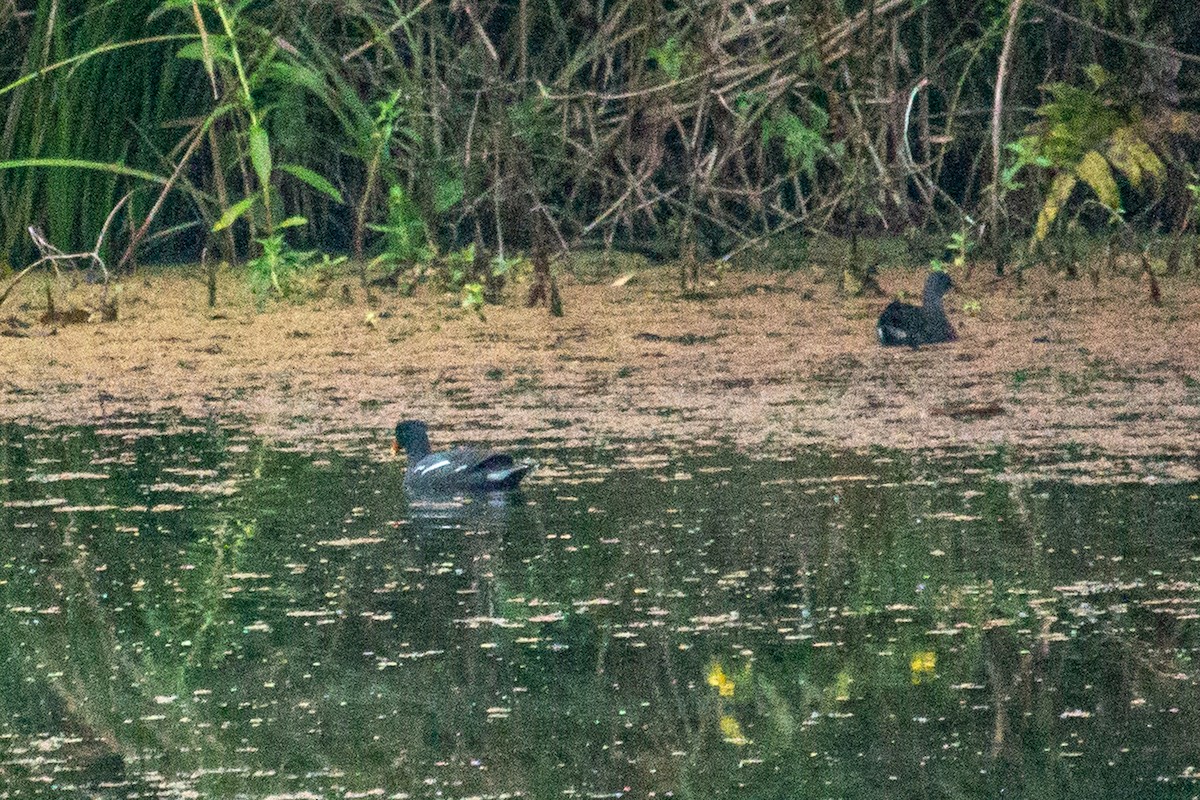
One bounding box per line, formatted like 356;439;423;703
2;267;1199;479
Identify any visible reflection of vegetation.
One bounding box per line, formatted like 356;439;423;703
0;424;1197;795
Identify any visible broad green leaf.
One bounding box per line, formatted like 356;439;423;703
1075;150;1119;212
213;195;257;232
1106;126;1165;189
279;164;344;203
1035;82;1122;166
270;62;327;94
1035;172;1078;241
249;123;272;191
176;41;204;60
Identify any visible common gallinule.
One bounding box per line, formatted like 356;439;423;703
877;271;956;348
392;420;532;494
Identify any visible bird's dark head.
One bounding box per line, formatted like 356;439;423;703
393;419;431;459
924;270;954;300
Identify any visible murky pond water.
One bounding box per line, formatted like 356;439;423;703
1;420;1198;798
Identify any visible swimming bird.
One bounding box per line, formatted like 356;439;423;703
876;271;956;348
392;419;532;494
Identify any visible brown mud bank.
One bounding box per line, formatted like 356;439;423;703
2;267;1199;479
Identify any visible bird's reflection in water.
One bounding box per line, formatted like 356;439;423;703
404;490;525;530
399;491;543;622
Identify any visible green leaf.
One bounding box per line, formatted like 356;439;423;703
213;196;258;232
249;123;272;191
278;215;308;229
461;282;485;310
279;164;344;203
0;157;168;185
1033;81;1122;167
1106;126;1165;190
764;110;828;175
1075;149;1119;212
1035;172;1078;241
647;38;685;80
269;61;327;94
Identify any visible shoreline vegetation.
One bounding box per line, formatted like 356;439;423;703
2;3;1198;300
2;259;1198;482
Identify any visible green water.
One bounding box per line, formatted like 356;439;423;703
0;420;1197;798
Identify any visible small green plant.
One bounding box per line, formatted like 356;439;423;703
246;218;345;303
961;299;981;315
350;88;422;259
443;244;476;290
186;1;344;243
368;184;433;265
461;282;485;314
647;37;688;80
1011;366;1051;391
929;230;973;272
1185;173;1200;271
1000;139;1051;193
490;253;522;281
486;253;530;302
945;231;971;268
760;103;832;179
429;247;530;312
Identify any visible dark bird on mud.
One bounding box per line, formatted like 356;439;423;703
876;271;956;348
392;419;532;494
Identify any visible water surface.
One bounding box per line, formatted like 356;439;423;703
1;421;1197;798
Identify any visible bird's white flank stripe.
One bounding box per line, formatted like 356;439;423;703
417;459;451;474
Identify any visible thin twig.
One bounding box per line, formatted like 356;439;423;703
0;263;38;309
341;0;436;62
118;120;208;271
989;0;1026;244
1030;0;1200;65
